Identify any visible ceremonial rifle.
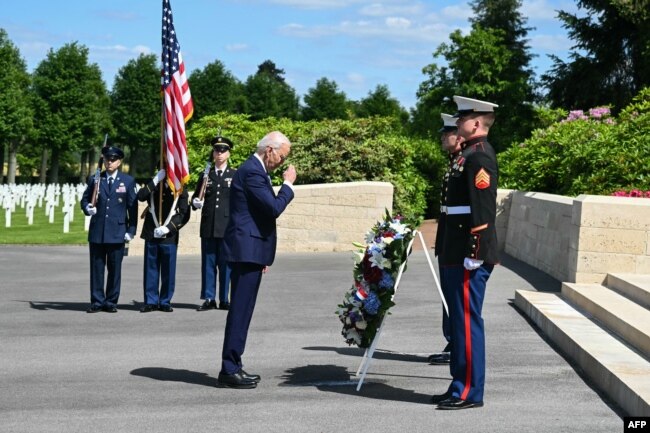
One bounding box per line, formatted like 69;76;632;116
90;134;109;207
197;161;211;201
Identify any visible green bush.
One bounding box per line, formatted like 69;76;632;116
186;114;446;219
499;88;650;196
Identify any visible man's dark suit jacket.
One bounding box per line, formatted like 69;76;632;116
223;154;294;266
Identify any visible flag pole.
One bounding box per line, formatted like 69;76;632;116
159;103;165;224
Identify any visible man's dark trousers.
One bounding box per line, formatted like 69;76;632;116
89;242;124;308
221;262;264;375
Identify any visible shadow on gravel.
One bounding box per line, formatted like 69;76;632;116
303;346;429;363
130;367;218;387
24;300;202;312
279;364;432;405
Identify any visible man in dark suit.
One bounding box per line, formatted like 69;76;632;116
80;146;138;313
217;131;297;389
191;135;236;311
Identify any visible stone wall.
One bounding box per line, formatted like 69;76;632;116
128;181;393;256
500;191;650;284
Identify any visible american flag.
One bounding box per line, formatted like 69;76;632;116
162;0;193;195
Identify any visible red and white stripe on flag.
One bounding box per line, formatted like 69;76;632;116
162;0;193;196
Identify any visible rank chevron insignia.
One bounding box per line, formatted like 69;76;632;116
475;168;490;189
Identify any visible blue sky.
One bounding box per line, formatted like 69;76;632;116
1;0;579;111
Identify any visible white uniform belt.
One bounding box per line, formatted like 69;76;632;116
440;205;471;215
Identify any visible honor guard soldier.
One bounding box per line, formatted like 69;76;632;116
137;167;189;313
432;96;499;410
429;113;464;366
81;146;138;313
192;135;236;311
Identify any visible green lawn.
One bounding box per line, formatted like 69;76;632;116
0;202;88;244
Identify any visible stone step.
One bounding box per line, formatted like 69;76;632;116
607;273;650;310
514;289;650;416
562;282;650;359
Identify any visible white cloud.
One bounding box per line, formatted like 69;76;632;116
225;43;250;52
521;0;560;20
385;17;411;29
359;2;425;16
347;72;365;84
268;0;365;9
441;5;472;21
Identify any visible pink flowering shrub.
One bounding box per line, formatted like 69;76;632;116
562;107;613;123
611;190;650;198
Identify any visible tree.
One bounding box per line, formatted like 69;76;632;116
302;77;349;121
32;42;111;183
542;0;650;112
411;0;537;150
356;84;409;125
243;60;300;120
111;54;160;178
188;60;246;120
0;29;34;183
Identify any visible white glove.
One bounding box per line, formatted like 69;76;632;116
463;257;484;270
124;233;132;242
153;226;170;238
152;169;166;186
192;197;204;209
86;204;97;216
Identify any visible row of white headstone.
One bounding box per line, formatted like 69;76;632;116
0;183;89;233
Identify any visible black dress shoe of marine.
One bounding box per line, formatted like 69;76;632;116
240;369;261;383
437;397;484;410
103;305;118;313
218;302;230;311
197;300;217;311
86;305;102;313
428;352;451;365
140;304;157;313
430;391;452;404
217;372;257;389
159;304;173;312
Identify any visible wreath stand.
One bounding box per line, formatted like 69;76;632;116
354;230;448;391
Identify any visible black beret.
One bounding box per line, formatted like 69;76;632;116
102;146;124;159
211;136;234;150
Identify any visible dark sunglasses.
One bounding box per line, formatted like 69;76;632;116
105;156;120;162
213;145;230;153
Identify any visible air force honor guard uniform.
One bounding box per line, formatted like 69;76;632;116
80;146;138;313
434;96;499;410
192;136;236;311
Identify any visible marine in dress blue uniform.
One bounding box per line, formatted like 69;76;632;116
429;113;464;366
217;131;296;389
80;146;138;313
191;136;236;311
137;169;189;313
434;96;499;410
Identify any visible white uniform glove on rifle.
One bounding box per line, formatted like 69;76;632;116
85;204;97;216
192;197;204;209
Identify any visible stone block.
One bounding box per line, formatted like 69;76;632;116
577;227;647;254
574;195;650;229
574;252;636;274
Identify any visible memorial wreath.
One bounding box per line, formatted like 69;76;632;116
336;211;416;348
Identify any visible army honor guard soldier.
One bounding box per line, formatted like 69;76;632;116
192;135;236;311
432;96;499;410
137;167;189;313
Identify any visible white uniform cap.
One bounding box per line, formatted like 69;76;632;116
453;96;498;116
439;113;458;132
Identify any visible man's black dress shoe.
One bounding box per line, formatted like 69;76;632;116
240;369;261;383
103;305;118;313
428;352;451;365
159;304;173;312
430;391;452;404
197;300;217;311
86;305;102;313
437;396;484;410
218;302;230;310
140;304;157;313
217;372;257;389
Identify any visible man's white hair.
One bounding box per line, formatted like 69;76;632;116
256;131;290;154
